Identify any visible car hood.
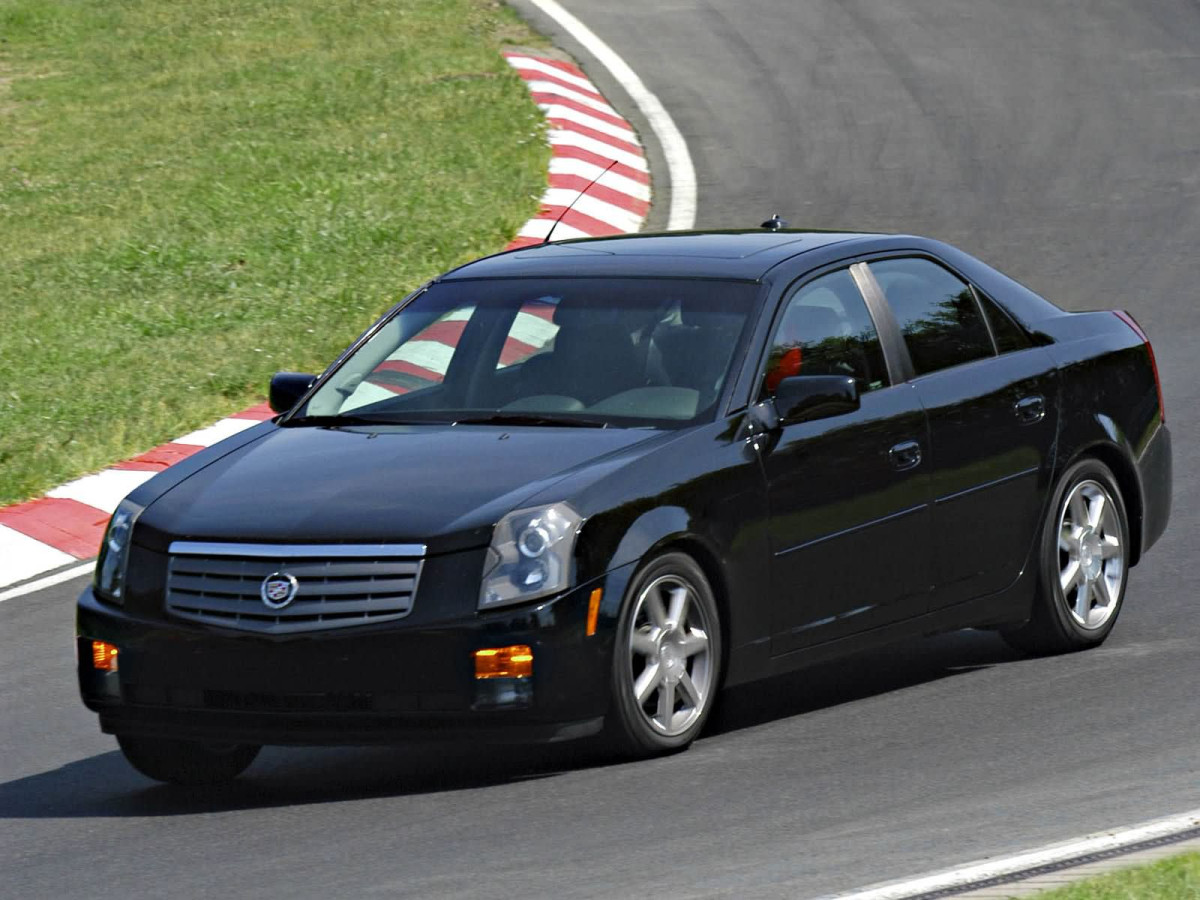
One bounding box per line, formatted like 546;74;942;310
136;423;662;554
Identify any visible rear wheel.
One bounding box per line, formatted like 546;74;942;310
1003;458;1129;654
117;735;260;785
607;552;722;757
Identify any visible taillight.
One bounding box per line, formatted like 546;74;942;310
1114;310;1165;423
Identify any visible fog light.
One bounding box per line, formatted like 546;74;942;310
474;645;533;679
92;640;119;672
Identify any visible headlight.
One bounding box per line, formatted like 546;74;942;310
480;502;583;610
94;498;143;604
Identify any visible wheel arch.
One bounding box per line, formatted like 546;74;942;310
605;506;733;688
1067;440;1144;566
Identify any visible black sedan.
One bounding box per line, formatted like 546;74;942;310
78;229;1171;784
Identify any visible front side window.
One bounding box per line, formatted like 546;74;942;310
869;257;994;376
762;267;888;396
302;278;758;428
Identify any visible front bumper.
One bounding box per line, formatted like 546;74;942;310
77;571;629;746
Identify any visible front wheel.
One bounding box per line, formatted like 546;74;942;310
1003;458;1130;655
117;735;261;785
607;552;722;757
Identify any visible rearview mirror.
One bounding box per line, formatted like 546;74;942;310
773;374;859;425
269;371;317;413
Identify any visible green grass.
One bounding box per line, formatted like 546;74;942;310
1030;852;1200;899
0;0;550;504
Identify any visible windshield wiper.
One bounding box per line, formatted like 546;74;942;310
452;412;608;429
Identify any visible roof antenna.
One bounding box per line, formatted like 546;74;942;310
761;213;789;231
544;158;619;244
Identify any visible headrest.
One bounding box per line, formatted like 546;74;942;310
780;303;844;345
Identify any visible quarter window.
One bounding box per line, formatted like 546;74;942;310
764;268;888;396
869;258;994;376
976;287;1032;353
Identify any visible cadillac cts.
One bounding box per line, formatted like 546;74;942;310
78;230;1171;784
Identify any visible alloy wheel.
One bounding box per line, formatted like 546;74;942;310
1056;479;1126;630
625;573;715;736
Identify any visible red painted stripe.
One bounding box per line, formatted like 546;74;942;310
547;117;642;156
0;497;109;558
529;92;629;131
112;442;204;472
522;302;557;322
531;206;626;237
231;402;275;420
499;336;540;366
548;173;650;217
416;319;466;346
508;66;607;103
374;359;445;383
549;145;649;185
364;377;411;395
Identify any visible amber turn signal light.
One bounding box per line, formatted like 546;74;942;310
92;640;119;672
586;587;602;637
474;645;533;679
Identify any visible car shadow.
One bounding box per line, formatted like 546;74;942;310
708;627;1022;734
0;629;1022;818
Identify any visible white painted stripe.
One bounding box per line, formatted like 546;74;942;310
511;310;559;347
538;104;638;143
824;808;1200;900
517;219;592;241
175;417;258;447
0;526;79;589
538;187;645;232
0;561;95;601
390;339;454;375
520;79;619;116
527;0;697;230
343;380;398;410
549;156;650;201
504;55;598;93
547;128;648;171
47;469;156;514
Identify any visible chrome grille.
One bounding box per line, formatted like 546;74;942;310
166;542;424;635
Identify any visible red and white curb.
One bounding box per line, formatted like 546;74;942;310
502;52;649;247
0;52;649;593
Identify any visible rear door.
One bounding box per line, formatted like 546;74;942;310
763;264;932;655
864;256;1059;610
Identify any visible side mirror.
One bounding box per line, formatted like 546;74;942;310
269;371;317;413
773;374;859;425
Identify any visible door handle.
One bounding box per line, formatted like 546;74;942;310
889;440;922;471
1014;395;1045;424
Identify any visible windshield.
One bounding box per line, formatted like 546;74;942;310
298;277;758;428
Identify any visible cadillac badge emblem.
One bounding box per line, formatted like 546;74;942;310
260;572;300;610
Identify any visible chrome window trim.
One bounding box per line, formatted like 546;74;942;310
168;541;427;558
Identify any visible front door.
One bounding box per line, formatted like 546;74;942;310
762;266;932;656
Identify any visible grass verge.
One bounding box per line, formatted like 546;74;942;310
1032;851;1200;899
0;0;549;504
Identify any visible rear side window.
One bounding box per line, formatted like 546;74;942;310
976;287;1032;353
869;258;993;376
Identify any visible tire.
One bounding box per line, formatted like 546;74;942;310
607;551;722;757
1003;458;1130;655
117;735;261;785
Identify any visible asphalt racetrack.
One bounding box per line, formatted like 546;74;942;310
3;2;1198;896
